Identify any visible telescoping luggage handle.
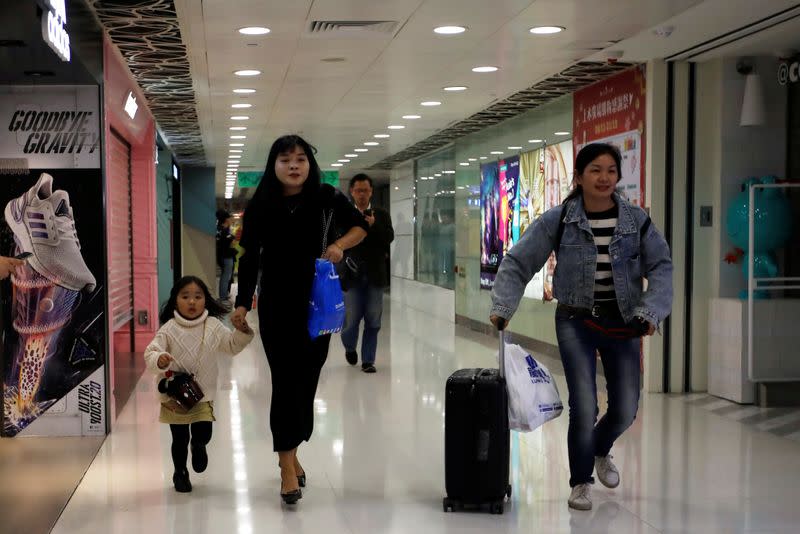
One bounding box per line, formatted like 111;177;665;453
496;318;507;379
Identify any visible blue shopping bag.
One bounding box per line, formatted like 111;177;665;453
308;258;346;338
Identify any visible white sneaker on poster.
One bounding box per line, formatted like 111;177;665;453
5;173;96;292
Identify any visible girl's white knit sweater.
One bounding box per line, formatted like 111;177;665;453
144;310;254;404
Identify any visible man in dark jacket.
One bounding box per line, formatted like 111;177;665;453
341;174;394;373
216;209;237;302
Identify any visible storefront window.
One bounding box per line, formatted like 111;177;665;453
415;147;456;289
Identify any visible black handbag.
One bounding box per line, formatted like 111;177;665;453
159;371;204;412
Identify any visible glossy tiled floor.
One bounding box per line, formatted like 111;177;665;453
51;298;800;534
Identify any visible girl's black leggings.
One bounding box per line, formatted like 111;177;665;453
169;422;212;472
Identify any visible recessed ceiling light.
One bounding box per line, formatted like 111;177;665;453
331;163;343;167
354;148;368;152
338;159;350;163
230;143;244;147
529;26;565;35
345;154;358;157
472;66;498;73
508;146;522;150
229;155;242;159
229;149;243;153
229;126;247;131
479;156;488;160
230;135;247;139
364;142;379;146
421;101;441;106
387;125;405;129
444;86;468;92
403;114;421;119
468;158;477;162
459;162;470;166
231;103;252;109
555;131;571;136
374;134;391;138
529;139;543;143
234;70;261;77
239;27;271;35
490;151;504;155
434;26;466;35
233;88;256;94
230;116;249;120
434;173;442;177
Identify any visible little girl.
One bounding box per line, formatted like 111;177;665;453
144;275;254;493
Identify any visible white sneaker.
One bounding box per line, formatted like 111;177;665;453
595;455;620;488
5;173;95;292
568;483;592;511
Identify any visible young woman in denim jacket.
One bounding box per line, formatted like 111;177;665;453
490;143;673;511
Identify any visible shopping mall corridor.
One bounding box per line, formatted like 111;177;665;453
48;297;800;534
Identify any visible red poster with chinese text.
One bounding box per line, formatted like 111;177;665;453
573;66;647;207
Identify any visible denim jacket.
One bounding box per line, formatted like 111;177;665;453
491;193;673;327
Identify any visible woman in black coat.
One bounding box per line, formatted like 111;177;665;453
231;135;367;505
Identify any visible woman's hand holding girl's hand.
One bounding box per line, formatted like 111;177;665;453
234;316;252;334
231;306;248;331
157;354;173;369
322;243;344;263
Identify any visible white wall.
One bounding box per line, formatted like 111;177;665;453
389;161;456;323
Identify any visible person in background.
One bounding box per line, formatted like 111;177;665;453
340;173;394;374
216;210;237;302
490;143;673;511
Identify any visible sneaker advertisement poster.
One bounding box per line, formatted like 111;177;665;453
0;86;106;437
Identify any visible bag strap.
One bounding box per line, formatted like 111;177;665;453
553;205;568;256
321;210;334;255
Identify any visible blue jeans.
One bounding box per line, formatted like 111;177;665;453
219;258;234;299
341;277;384;365
555;308;641;487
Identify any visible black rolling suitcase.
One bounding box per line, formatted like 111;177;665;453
443;322;511;515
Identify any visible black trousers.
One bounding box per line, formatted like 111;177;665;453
169;422;212;472
260;324;331;452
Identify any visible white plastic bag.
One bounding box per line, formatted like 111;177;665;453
503;343;563;432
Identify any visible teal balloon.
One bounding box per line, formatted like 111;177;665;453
726;176;793;253
741;253;779;279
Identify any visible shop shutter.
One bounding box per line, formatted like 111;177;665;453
108;129;134;331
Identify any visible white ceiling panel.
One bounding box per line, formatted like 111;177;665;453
166;0;796;198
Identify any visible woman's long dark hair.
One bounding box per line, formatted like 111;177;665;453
159;275;228;325
250;135;322;206
242;134;323;237
563;143;623;204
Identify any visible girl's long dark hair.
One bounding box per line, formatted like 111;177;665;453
563;143;623;204
159;275;228;325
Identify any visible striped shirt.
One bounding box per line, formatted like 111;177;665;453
587;206;618;302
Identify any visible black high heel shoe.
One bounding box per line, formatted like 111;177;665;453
297;471;306;488
280;483;302;505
